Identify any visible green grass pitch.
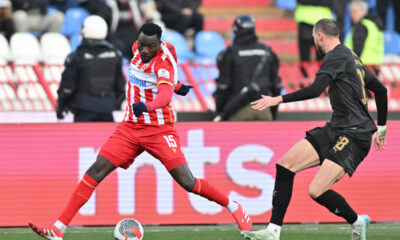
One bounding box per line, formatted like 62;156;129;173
1;223;399;240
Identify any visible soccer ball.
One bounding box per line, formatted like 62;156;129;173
114;218;144;240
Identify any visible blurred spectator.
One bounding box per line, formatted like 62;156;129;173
377;0;400;34
213;15;282;122
106;0;144;59
57;15;125;122
0;0;14;39
345;0;384;74
140;0;161;22
156;0;203;35
50;0;79;12
12;0;64;33
294;0;332;78
79;0;112;27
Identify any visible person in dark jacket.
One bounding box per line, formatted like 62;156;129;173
56;15;126;122
213;15;282;122
345;0;384;74
79;0;112;28
106;0;144;59
0;0;14;40
156;0;203;35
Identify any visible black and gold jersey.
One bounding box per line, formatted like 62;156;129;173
317;44;376;133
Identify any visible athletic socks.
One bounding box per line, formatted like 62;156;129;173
192;178;229;207
56;176;232;232
270;164;295;226
54;220;67;233
57;173;98;226
313;189;358;224
267;223;282;238
226;199;239;213
352;215;363;226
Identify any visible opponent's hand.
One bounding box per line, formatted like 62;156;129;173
175;82;193;96
251;95;282;110
132;102;149;118
373;125;386;151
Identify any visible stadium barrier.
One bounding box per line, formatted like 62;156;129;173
1;121;399;227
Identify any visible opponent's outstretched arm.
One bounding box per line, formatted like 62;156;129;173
251;73;331;110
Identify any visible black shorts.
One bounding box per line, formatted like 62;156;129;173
305;125;372;177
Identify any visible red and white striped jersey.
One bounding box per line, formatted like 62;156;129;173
123;41;178;125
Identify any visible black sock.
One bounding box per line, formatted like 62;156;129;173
269;164;295;226
313;189;358;224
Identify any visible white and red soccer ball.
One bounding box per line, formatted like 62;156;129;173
114;218;144;240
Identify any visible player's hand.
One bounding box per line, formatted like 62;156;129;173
132;102;149;118
373;125;386;151
174;81;193;96
251;95;282;110
176;83;193;96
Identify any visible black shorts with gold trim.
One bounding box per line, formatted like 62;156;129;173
305;124;372;177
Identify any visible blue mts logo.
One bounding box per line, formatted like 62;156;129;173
129;74;147;87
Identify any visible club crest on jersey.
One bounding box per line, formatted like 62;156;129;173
158;69;170;79
129;74;147;87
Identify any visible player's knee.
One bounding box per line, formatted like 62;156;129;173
86;156;116;183
308;184;323;199
277;158;295;172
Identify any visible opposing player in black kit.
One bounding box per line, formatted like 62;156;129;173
241;18;388;240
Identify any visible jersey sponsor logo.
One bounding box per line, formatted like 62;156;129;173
158;69;170;79
129;74;147;87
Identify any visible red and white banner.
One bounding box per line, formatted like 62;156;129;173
1;122;399;227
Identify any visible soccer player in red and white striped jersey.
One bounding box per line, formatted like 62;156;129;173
29;22;252;240
124;37;178;125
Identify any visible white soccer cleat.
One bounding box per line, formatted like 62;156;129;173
351;214;370;240
29;222;64;240
241;228;279;240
